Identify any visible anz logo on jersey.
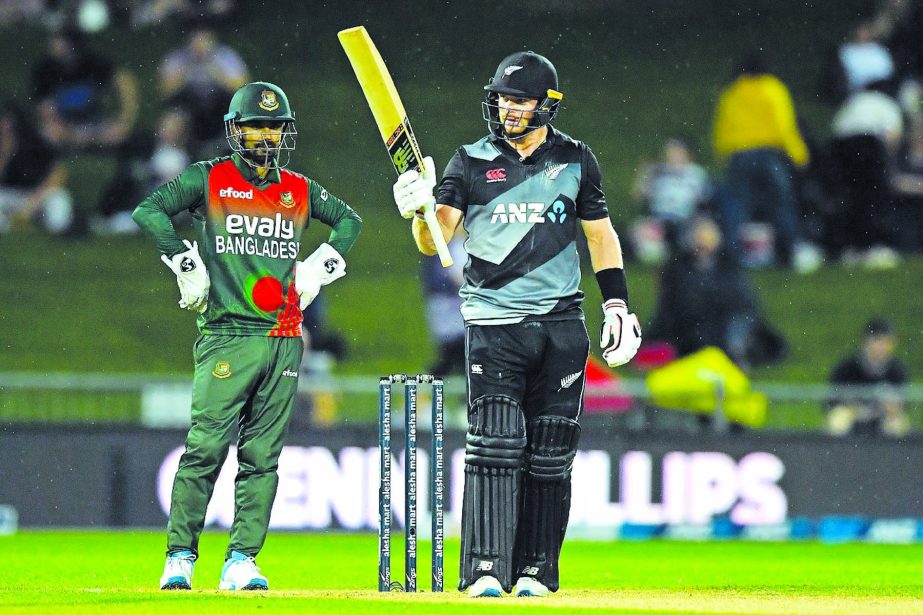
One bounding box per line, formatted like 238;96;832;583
489;200;568;224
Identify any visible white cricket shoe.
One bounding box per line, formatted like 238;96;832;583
468;575;503;598
515;576;550;597
219;551;268;590
160;550;195;590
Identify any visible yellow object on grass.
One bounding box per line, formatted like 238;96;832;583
645;347;767;427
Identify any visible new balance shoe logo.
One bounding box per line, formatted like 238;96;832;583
520;566;540;576
544;162;568;180
557;370;583;391
476;560;494;572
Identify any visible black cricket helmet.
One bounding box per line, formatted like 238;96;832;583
224;81;297;169
482;51;563;139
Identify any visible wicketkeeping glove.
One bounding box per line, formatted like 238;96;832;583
161;240;209;313
392;155;437;219
600;299;642;367
295;243;346;309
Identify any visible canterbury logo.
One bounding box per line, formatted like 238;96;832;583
545;162;568;180
558;370;583;391
485;168;506;182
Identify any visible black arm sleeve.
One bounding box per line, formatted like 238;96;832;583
576;145;609;220
435;149;468;212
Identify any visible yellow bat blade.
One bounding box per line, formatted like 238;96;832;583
338;26;408;146
339;25;454;268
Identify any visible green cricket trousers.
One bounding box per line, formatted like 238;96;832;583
166;334;303;559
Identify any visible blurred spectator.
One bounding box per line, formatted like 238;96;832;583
0;0;44;26
126;0;236;29
0;101;74;234
891;123;923;251
302;295;348;365
712;52;821;273
422;236;467;376
645;215;787;371
159;27;249;156
629;137;712;263
826;318;909;437
828;78;903;266
31;28;139;152
93;108;192;234
839;18;896;94
872;0;923;81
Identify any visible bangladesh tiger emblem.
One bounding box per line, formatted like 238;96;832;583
258;90;279;111
279;191;295;208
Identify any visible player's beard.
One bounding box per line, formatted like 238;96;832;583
242;140;280;169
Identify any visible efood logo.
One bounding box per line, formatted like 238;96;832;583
485;168;506;183
219;186;254;199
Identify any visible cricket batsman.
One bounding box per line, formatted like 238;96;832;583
133;81;362;591
392;52;641;597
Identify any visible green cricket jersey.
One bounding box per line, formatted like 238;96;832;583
133;154;362;337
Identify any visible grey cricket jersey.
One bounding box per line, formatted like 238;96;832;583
437;126;610;325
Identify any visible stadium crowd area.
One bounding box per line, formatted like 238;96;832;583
1;0;920;434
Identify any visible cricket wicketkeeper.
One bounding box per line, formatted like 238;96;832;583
133;81;362;591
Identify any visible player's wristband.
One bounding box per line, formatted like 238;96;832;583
596;267;629;303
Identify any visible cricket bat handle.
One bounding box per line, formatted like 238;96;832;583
423;208;453;267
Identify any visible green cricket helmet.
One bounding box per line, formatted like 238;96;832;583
224;81;297;169
481;51;563;140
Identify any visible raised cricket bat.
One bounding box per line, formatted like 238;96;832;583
338;25;453;267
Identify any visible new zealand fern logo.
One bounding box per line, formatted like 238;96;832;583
557;370;582;391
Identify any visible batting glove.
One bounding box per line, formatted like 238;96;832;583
295;243;346;309
392;155;436;219
600;299;642;367
161;240;209;313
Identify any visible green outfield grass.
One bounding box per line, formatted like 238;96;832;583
2;531;922;614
